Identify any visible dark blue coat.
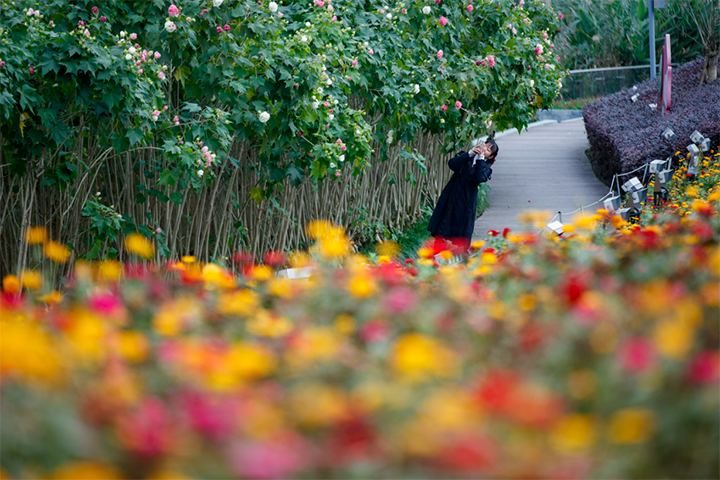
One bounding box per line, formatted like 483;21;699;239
427;151;493;240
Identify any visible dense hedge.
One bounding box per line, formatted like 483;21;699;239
583;58;720;186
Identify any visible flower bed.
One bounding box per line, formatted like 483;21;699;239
1;153;719;479
583;58;720;185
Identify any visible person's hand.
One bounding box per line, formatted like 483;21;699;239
470;145;483;156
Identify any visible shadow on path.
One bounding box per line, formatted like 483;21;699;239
473;119;610;238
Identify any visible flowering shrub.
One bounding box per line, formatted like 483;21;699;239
583;58;720;185
2;156;719;478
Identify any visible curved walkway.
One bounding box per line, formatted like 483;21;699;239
473;118;610;238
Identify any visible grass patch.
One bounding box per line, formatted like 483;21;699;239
552;95;601;110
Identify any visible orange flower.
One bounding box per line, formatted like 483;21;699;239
24;226;47;244
124;233;154;259
44;240;71;263
2;275;20;294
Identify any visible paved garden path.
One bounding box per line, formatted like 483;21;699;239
473;118;611;238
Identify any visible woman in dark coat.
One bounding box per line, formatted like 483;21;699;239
427;140;498;251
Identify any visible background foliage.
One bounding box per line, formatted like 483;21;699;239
0;0;563;274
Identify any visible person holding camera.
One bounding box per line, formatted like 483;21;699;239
427;140;499;252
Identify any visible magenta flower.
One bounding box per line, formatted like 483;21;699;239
168;4;180;17
368;48;374;55
173;115;179;123
558;13;564;19
152;110;160;117
467;5;473;12
100;16;107;22
223;24;230;31
352;60;358;66
0;61;5;67
156;228;162;234
520;0;524;3
78;20;84;26
437;49;443;59
488;55;495;67
91;6;98;13
154;51;161;59
29;67;35;75
158;71;165;80
402;8;406;13
441;104;448;112
618;338;656;373
216;26;222;33
341;145;347;150
138;68;144;74
438;16;448;26
455;101;462;109
535;46;543;55
200;8;209;18
130;32;137;40
331;15;337;21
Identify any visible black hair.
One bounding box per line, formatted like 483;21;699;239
485;140;499;161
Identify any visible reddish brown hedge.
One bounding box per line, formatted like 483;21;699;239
583;58;720;186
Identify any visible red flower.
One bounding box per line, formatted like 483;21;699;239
687;351;720;384
474;369;520;412
263;250;286;268
618;337;656;373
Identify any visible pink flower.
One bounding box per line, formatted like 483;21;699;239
402;8;406;13
335;171;341;177
488;55;495;66
455;100;462;109
336;139;343;144
480;60;486;66
438;16;448;26
331;15;337;21
512;27;517;34
557;56;561;62
278;12;283;17
341;145;346;150
535;45;543;55
200;9;209;18
558;13;564;19
91;6;99;13
687;351;720;384
223;24;230;31
229;439;307;480
78;20;84;26
551;43;555;48
138;69;144;74
29;67;35;75
164;106;169;111
154;51;161;59
84;28;90;36
437;50;443;59
324;102;330;107
618;338;656;373
523;18;528;23
441;104;448;111
384;287;417;313
88;292;123;316
130;32;137;40
436;0;441;4
158;71;165;80
475;60;481;66
467;4;473;12
136;61;141;66
352;60;358;66
173;115;179;123
543;32;548;38
0;62;5;67
216;26;222;33
368;48;374;55
100;16;107;22
545;64;550;70
519;0;524;4
152;110;160;117
360;320;390;342
156;228;162;233
168;4;180;17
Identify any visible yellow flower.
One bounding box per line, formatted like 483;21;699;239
24;226;47;244
471;240;485;250
267;277;293;298
38;290;63;305
289;384;349;427
551;414;598;452
589;321;618;354
227;341;277;379
377;255;392;264
182;255;196;264
419;389;481;431
607;408;656;444
2;275;20;294
611;215;628;229
202;263;235;288
334;314;356;334
487;300;507;320
118;330;150;363
305;219;334;239
438;250;453;260
125;233;154;259
347;274;377;298
391;333;457;381
65;308;106;363
685;185;698;197
481;251;497;264
319;234;350;258
0;321;62;384
50;462;122;480
517;292;537;312
653;320;694;358
562;224;576;233
98;260;122;281
376;240;400;258
246;310;293;337
217;289;258;316
153;297;202;336
44;240;71;263
417;247;434;259
251;265;274;281
20;270;43;291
